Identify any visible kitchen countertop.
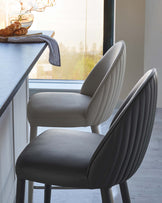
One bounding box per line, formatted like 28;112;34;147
0;30;53;116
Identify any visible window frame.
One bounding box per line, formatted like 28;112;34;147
103;0;114;54
29;0;115;93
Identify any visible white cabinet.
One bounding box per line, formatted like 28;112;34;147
13;79;29;164
0;31;55;203
0;80;28;203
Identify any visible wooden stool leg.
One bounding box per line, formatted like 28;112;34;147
30;126;37;141
28;126;37;203
16;179;25;203
91;125;100;134
44;184;51;203
101;188;114;203
120;181;131;203
28;181;34;203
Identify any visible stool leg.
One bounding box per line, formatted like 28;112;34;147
16;178;25;203
91;125;99;134
44;184;51;203
28;126;37;203
30;126;37;141
100;188;114;203
119;181;131;203
28;181;34;203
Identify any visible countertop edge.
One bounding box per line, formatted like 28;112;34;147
0;43;47;117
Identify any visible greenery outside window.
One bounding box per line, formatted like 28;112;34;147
29;0;114;81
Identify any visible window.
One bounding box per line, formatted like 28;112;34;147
29;0;114;80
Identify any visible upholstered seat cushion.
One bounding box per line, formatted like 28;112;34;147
16;129;104;187
27;92;91;127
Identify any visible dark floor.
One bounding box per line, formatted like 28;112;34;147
32;108;162;203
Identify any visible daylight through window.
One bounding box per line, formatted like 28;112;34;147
29;0;103;80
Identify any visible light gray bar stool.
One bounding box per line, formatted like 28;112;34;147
27;41;126;202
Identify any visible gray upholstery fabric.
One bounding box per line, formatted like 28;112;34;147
87;69;157;188
27;41;126;127
81;41;125;97
85;43;126;125
27;92;91;127
16;69;157;190
16;129;104;187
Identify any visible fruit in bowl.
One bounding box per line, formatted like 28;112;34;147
0;22;28;37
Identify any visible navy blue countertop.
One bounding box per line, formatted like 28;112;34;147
0;31;53;116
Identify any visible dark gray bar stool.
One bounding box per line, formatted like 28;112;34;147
16;68;157;203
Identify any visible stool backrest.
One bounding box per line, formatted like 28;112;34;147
81;41;126;125
88;69;157;188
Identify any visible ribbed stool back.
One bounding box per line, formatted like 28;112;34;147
81;41;126;125
88;69;157;188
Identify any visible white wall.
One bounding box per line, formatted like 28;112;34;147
115;0;145;100
115;0;162;107
144;0;162;107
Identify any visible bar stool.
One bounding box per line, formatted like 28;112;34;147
16;69;157;203
27;41;126;202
